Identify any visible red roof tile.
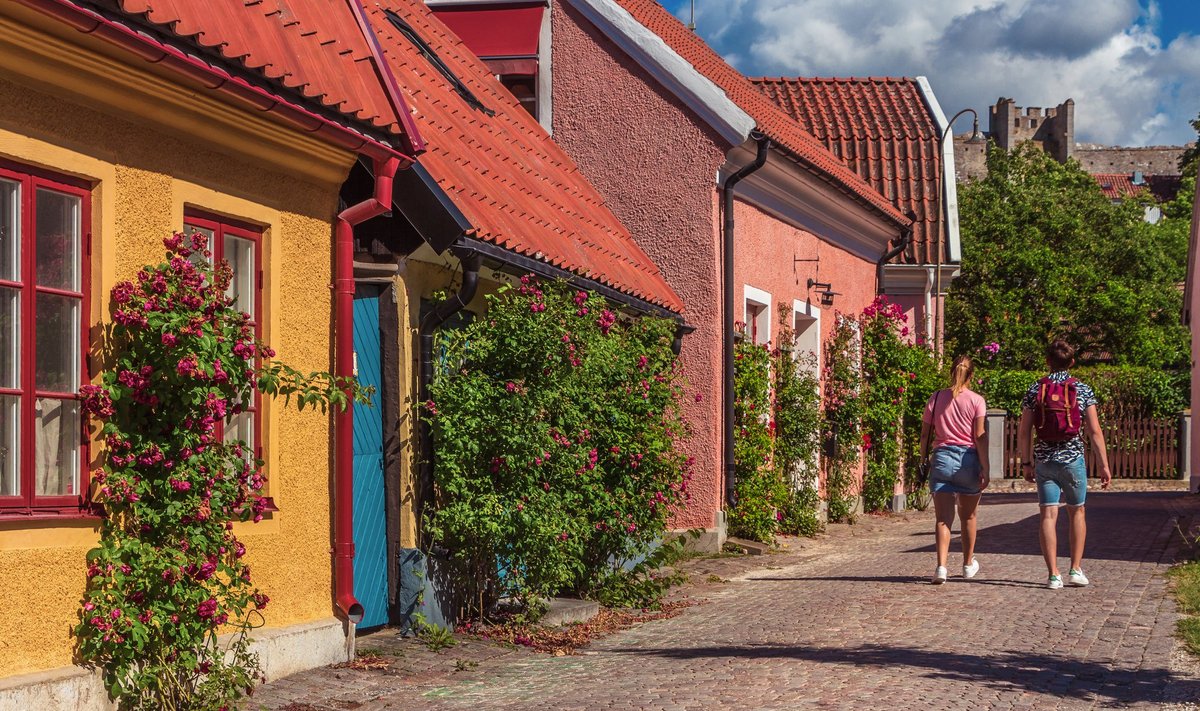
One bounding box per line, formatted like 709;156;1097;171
1093;173;1182;203
604;0;910;230
366;0;682;311
1095;173;1139;200
753;77;943;264
106;0;421;151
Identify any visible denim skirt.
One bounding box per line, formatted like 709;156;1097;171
928;445;982;495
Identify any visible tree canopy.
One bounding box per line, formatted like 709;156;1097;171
946;143;1191;371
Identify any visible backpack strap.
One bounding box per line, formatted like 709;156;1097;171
1064;377;1079;429
1036;377;1052;428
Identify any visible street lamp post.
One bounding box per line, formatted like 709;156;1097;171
935;109;986;359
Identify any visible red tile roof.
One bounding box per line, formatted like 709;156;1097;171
366;0;682;311
605;0;910;230
753;77;943;264
1095;173;1139;200
105;0;422;152
1094;173;1182;203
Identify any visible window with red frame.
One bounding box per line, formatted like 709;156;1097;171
0;163;90;514
182;212;262;464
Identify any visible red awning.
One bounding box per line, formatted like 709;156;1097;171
432;2;544;60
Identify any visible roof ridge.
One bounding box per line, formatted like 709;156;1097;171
749;76;918;85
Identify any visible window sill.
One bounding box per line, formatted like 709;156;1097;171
0;505;104;523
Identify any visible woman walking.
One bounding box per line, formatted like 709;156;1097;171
920;355;990;584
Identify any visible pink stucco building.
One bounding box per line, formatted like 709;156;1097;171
427;0;957;538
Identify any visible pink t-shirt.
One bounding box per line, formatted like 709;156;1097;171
923;388;987;448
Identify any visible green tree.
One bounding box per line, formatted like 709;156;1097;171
947;143;1190;370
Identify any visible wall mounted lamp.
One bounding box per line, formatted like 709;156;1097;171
807;278;840;307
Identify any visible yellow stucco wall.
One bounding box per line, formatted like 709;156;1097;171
0;68;353;677
395;258;505;549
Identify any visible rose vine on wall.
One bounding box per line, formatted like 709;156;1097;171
76;232;367;710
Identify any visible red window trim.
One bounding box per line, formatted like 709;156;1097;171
0;160;92;517
182;210;265;471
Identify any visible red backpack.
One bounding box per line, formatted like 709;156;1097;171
1034;377;1082;442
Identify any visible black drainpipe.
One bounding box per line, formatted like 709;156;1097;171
418;245;482;534
722;133;770;508
875;215;915;296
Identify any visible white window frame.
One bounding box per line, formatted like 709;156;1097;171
791;298;821;374
743;285;772;346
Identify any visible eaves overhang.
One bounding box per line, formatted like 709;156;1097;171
881;263;961;295
721;142;906;262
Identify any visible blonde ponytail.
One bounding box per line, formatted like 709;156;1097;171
949;355;975;397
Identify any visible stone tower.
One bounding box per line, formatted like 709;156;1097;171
989;97;1075;162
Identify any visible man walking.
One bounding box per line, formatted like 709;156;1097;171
1018;339;1112;589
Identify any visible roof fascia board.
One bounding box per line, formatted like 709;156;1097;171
915;76;961;263
721;143;898;262
562;0;754;146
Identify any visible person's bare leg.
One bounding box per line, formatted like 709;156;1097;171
1067;504;1086;571
933;493;957;568
957;494;982;566
1040;505;1060;575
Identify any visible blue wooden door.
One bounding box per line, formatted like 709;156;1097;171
352;288;388;629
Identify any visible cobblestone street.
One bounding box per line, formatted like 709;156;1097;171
252;492;1200;710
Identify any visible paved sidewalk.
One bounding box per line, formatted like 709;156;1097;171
251;492;1200;710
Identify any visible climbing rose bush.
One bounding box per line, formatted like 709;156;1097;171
728;336;785;543
859;296;936;513
425;276;692;617
77;232;365;710
822;314;864;522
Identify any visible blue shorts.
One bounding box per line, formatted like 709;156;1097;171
1036;457;1087;507
928;445;982;495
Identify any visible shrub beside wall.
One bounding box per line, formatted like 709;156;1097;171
425;277;692;618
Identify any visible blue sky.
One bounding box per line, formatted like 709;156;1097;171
669;0;1199;146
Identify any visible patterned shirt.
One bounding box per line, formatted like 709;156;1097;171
1020;371;1098;464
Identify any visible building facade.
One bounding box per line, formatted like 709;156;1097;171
430;0;914;523
0;0;429;701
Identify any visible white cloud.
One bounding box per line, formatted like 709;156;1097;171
672;0;1198;146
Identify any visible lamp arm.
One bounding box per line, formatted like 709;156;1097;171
940;108;979;147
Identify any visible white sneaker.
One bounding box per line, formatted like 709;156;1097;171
1047;574;1064;589
932;566;948;585
1067;568;1089;587
963;558;980;579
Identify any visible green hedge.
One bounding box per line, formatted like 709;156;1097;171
974;366;1189;418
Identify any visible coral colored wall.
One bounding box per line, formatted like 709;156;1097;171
732;199;878;350
0;72;353;677
550;0;730;532
731;198;877;493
